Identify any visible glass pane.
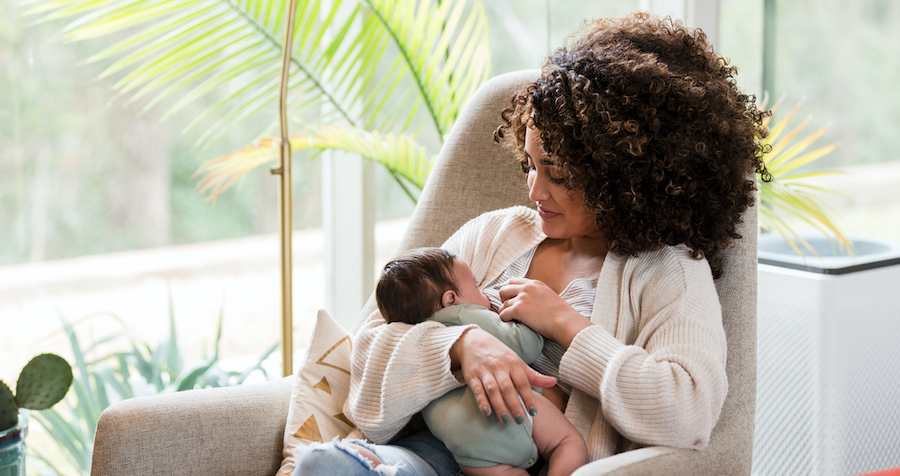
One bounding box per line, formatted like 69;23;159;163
719;0;765;101
721;0;900;242
486;0;641;75
766;0;900;169
1;0;643;416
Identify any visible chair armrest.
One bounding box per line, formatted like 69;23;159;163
91;377;294;476
573;444;742;476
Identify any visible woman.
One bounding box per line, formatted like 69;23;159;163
294;12;768;476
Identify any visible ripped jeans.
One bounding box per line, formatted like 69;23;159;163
293;430;462;476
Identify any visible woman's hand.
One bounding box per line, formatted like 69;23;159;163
450;327;557;424
498;277;592;347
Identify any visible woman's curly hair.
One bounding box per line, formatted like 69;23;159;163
494;12;770;279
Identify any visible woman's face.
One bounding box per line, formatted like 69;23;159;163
524;128;602;241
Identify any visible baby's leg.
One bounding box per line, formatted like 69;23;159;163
459;463;529;476
530;392;588;476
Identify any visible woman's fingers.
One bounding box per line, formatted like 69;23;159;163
497;298;513;321
526;366;558;389
497;279;529;302
455;329;559;425
497;299;518;322
500;370;530;424
478;362;556;425
456;328;547;424
497;280;534;321
511;366;540;418
470;372;514;423
467;377;493;417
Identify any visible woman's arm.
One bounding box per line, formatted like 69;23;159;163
347;313;476;444
347;207;548;439
560;250;728;450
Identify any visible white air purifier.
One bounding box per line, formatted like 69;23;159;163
753;233;900;476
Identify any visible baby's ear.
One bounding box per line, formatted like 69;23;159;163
441;290;457;308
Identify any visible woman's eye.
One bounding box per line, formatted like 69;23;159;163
521;161;535;174
549;166;566;184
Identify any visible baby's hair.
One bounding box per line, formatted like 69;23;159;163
376;247;459;325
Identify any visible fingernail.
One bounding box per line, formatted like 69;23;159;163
482;407;491;416
515;415;524;424
529;407;537;416
502;414;510;423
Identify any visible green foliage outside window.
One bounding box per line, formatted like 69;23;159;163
27;294;277;476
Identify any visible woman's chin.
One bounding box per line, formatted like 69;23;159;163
539;222;565;239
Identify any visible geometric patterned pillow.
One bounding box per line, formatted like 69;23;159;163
276;310;356;476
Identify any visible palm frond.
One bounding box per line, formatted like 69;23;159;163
770;141;839;175
776;169;846;182
363;0;491;138
758;205;820;256
24;0;388;146
194;125;434;201
758;98;851;254
27;0;490;200
764;115;811;162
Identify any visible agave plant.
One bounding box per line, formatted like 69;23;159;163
23;0;491;202
758;95;852;256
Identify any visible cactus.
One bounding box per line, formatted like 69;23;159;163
0;380;16;431
16;353;74;410
0;353;73;433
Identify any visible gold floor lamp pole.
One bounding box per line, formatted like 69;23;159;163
273;0;299;378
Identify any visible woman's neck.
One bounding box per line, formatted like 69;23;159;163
566;234;609;259
532;236;607;288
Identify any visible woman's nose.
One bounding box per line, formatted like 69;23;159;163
528;173;550;202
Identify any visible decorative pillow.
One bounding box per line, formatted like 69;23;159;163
277;310;356;476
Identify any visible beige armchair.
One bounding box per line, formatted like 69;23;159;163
91;70;758;476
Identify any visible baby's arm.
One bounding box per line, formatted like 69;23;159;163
530;392;588;476
432;304;544;363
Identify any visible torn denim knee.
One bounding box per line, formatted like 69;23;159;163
308;438;406;476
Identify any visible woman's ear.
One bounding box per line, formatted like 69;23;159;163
441;290;458;308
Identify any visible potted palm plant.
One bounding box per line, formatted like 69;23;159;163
0;354;73;476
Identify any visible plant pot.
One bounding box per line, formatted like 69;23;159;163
0;411;27;476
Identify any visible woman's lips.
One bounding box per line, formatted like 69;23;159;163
537;206;560;220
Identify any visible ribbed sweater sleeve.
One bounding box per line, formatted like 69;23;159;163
346;206;542;444
559;246;728;451
347;313;476;444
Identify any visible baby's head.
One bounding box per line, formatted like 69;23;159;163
376;247;491;324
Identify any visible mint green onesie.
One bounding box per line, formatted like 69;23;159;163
421;303;545;469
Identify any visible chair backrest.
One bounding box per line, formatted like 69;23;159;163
349;69;537;334
350;70;757;474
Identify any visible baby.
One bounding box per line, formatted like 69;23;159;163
375;247;588;476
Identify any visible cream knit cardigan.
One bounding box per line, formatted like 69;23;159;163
346;206;728;462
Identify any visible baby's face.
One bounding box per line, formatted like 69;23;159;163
451;258;492;309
